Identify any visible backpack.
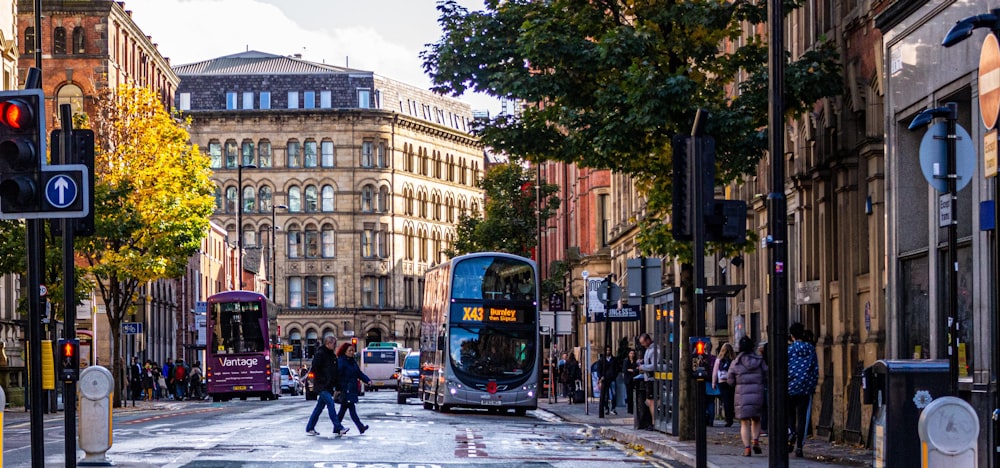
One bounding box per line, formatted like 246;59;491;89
174;364;187;381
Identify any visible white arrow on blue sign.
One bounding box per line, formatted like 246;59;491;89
45;174;78;208
121;322;143;334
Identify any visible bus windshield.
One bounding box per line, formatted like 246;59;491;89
449;325;535;378
452;256;536;301
210;300;266;354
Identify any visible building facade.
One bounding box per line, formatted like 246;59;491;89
175;51;484;367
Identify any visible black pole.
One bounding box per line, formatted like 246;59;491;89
237;164;244;290
59;104;78;468
691;109;708;468
945;102;959;396
28;1;44;463
767;0;790;464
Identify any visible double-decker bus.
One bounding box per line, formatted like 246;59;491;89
418;252;539;415
205;291;281;402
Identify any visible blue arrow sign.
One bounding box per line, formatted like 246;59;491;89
45;174;78;208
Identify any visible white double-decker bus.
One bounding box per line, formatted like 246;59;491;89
418;252;539;415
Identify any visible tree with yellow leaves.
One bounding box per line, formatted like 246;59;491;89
79;84;215;407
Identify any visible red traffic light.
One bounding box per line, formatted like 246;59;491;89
351;337;358;346
62;341;75;357
0;99;32;130
694;339;707;356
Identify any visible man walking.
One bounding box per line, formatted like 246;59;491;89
306;335;349;437
786;322;818;457
597;345;619;417
129;357;143;401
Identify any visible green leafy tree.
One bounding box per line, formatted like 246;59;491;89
446;159;559;260
422;0;840;258
79;85;216;407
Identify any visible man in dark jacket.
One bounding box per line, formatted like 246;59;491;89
786;322;818;457
129;357;143;400
597;345;620;417
305;336;349;437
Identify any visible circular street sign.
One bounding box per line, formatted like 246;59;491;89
981;34;1000;129
39;284;46;297
918;121;976;193
45;174;78;209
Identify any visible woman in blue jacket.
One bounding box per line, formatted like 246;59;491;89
336;343;372;434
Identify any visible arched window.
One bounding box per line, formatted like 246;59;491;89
258;140;272;168
378;186;390;213
322;277;336;307
208;141;222;168
432;192;442;221
404;226;414;260
241;140;255;167
56;84;84;123
225;187;237;213
288;186;302;212
214;186;223;213
321;185;335;212
304;224;320;258
287;140;301;168
24;27;34;54
405;187;414;216
72;27;85;54
287;224;302;259
304;140;318;167
321;224;336;257
361;185;375;212
304;185;318;212
242;186;256;213
321;140;335;167
225;140;238;168
53;27;66;54
258;186;273;213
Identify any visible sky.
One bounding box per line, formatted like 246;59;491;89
125;0;502;115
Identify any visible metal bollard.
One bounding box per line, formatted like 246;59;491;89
918;396;979;468
77;366;114;466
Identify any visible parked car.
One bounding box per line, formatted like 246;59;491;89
396;351;420;404
279;366;300;396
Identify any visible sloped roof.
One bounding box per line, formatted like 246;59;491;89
173;50;369;76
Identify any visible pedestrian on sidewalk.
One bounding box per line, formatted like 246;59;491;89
702;342;717;427
305;335;349;437
728;336;767;457
597;345;619;416
562;353;581;404
786;322;818;458
712;343;735;427
637;333;656;428
623;349;639;414
335;343;372;434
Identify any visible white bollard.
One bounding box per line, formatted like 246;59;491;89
77;366;114;466
918;396;979;468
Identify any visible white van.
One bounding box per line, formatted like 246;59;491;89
360;342;409;391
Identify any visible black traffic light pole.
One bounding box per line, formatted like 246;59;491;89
691;109;709;468
59;103;78;468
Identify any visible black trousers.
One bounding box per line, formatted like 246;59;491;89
786;394;811;448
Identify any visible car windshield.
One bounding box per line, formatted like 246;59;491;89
280;367;290;376
403;354;420;370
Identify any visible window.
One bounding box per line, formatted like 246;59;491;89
72;27;85;54
241;140;255;167
404;277;415;309
361;224;374;258
288;277;302;308
361;185;375;212
288;186;302;212
288;91;299;109
24;27;34;54
377;142;388;168
54;27;66;54
304;277;319;307
322;225;336;257
242;186;256;213
361;141;374;167
179;93;191;111
260;92;271;109
242;92;254;109
598;193;610;247
305;226;320;258
321;185;335;211
258;140;272;168
322;277;336;307
362;276;387;307
226;92;237;110
56;84;84;123
404;226;414;260
304;91;315;109
287;140;301;168
320;91;332;108
214;186;224;212
358;89;371;108
225;187;237;213
304;185;318;212
287;226;302;258
321;141;335;167
258;186;273;213
378;186;390;213
377;223;389;258
243;227;257;248
304;140;318;167
225;140;238;168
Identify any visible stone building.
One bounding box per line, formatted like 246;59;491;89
175;51;483;365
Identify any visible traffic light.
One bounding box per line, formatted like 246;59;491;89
0;89;45;218
58;338;80;382
690;336;711;380
705;199;748;244
671;134;716;241
49;129;95;236
351;337;358;347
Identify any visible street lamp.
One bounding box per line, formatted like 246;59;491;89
271;204;288;301
236;163;257;290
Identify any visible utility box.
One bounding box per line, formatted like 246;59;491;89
863;359;949;467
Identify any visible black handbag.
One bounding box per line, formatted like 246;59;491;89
333;390;343;403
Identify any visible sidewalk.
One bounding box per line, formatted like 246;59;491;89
538;396;873;467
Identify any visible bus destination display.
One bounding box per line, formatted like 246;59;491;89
454;305;531;324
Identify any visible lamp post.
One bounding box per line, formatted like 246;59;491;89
236;164;257;290
271;204;288;301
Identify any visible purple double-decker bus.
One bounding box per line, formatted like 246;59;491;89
206;291;281;401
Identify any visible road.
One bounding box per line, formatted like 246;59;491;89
3;390;682;467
